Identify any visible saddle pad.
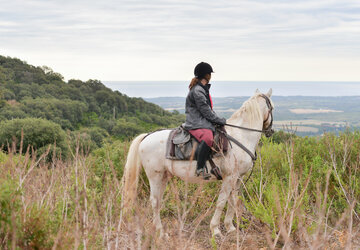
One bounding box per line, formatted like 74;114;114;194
165;129;177;159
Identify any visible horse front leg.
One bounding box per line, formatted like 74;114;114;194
210;176;235;237
224;185;239;234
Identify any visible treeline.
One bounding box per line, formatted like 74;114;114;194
0;55;184;155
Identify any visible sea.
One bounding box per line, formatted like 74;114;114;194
103;81;360;98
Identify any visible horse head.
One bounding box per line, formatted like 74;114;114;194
228;88;274;138
256;88;274;137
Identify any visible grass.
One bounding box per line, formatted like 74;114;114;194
0;132;359;249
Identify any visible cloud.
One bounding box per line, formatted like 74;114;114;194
0;0;359;80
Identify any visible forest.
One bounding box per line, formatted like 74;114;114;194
0;55;184;157
0;56;359;249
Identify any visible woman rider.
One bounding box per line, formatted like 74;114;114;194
183;62;227;179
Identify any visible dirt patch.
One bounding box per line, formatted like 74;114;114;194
7;99;20;106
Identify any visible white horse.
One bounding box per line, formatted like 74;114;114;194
122;89;274;237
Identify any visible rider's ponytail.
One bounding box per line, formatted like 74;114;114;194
189;73;211;90
189;77;198;90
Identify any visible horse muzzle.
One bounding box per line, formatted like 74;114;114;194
265;129;275;138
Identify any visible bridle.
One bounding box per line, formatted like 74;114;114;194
260;94;274;137
220;94;274;184
224;94;274;138
221;94;274;161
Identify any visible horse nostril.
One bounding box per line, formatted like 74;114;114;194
265;129;274;137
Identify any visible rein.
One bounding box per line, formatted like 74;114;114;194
224;123;271;134
221;131;257;161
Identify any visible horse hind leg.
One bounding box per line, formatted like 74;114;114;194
148;171;169;237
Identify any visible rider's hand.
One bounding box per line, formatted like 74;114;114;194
217;118;226;126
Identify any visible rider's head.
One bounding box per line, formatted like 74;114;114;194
189;62;214;89
194;62;214;81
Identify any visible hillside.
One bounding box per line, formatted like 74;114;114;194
0;55;184;153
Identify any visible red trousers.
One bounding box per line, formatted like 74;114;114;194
189;128;214;147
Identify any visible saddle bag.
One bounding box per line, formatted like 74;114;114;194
166;126;196;160
212;126;229;154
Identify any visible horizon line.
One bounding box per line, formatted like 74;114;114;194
144;95;360;98
104;80;360;82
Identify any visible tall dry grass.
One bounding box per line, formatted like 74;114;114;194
0;132;359;249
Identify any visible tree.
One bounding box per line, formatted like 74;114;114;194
0;89;5;108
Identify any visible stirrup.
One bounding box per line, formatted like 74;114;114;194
196;168;211;180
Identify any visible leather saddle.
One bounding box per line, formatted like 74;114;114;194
165;126;229;161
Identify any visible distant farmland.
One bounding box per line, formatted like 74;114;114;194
146;96;360;136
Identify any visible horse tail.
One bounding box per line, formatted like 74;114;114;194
122;133;147;211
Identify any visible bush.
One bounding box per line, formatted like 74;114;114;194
243;132;360;237
83;127;109;147
0;105;28;120
19;206;53;249
69;127;109;153
112;118;144;139
92;139;129;182
271;130;295;144
0;118;68;158
0;178;21;249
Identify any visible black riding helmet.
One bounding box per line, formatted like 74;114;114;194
194;62;214;78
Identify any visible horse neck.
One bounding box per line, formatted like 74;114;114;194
227;111;263;153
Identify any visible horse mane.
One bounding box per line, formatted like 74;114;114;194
228;93;263;126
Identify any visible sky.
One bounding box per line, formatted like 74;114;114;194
0;0;359;82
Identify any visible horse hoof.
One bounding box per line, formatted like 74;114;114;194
160;231;169;240
226;226;236;234
212;227;223;238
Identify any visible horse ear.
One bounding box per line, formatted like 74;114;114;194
267;88;273;97
255;89;260;94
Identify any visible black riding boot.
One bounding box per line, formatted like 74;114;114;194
195;141;211;179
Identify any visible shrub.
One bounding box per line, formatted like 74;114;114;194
243;132;360;240
112;118;144;139
0;118;68;158
0;178;21;249
19;206;53;249
69;127;109;153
